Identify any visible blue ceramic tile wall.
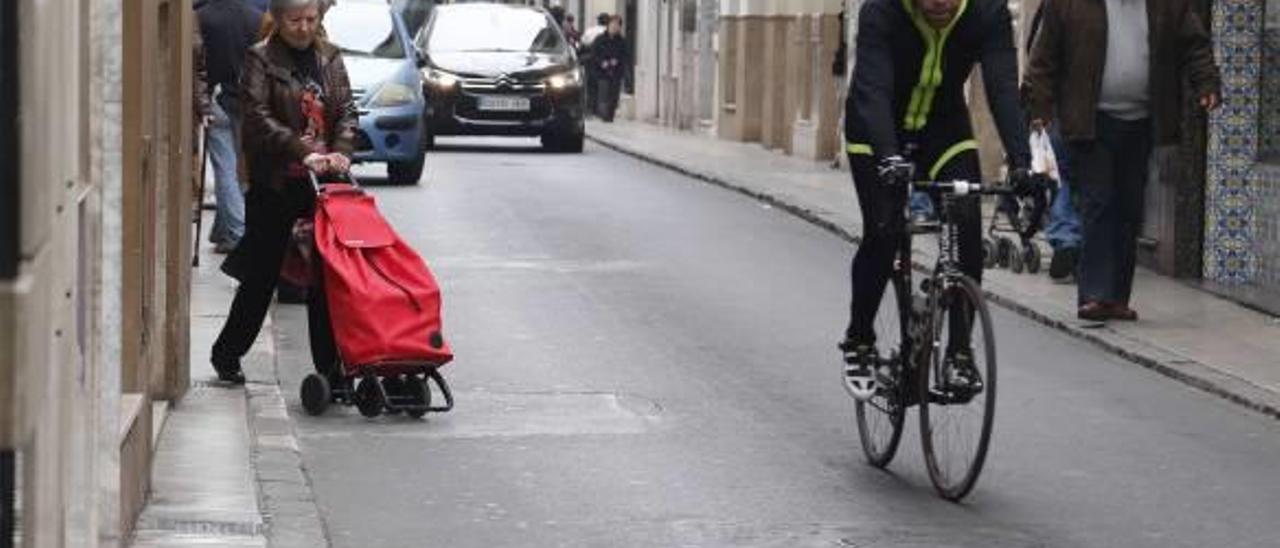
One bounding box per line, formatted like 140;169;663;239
1206;0;1264;286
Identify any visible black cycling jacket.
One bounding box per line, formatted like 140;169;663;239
844;0;1030;173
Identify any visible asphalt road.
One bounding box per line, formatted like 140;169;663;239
273;137;1280;548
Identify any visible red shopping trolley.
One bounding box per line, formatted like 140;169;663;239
300;172;454;419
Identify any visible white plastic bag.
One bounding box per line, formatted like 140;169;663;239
1029;128;1059;183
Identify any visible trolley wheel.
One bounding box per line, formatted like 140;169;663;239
1009;243;1026;274
380;376;406;416
982;237;998;269
300;373;331;416
996;237;1014;269
404;375;432;419
354;376;383;418
1024;243;1042;274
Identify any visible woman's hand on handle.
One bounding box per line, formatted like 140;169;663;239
303;153;330;174
324;153;351;174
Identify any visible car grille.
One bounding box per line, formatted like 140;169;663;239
459;75;546;93
450;76;551;121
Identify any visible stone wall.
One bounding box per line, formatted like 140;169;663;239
714;1;843;160
0;0;194;545
91;0;125;543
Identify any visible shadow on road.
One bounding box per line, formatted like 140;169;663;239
432;143;549;155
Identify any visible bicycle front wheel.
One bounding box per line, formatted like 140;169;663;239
919;274;996;501
855;276;908;468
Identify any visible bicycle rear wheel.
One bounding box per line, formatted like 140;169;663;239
919;274;996;500
854;276;908;468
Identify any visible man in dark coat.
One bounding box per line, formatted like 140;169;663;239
592;16;628;122
196;0;265;253
1023;0;1220;322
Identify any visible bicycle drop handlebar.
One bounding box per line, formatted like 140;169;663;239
910;179;1016;196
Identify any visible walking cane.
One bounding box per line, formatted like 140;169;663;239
192;123;210;267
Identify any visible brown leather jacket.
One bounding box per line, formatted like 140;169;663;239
1021;0;1220;145
241;35;357;191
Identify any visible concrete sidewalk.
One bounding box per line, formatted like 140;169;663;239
129;217;327;548
587;120;1280;420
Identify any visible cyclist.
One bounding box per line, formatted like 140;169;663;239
840;0;1032;400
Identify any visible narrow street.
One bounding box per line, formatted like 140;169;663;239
272;139;1280;548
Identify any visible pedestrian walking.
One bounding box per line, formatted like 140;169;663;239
581;12;608;47
210;0;357;384
197;0;265;254
192;13;214;266
1023;0;1220;321
592;16;628;123
580;13;610;116
1023;1;1081;283
563;14;581;49
839;0;1032;391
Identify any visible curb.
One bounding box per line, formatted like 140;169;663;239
243;311;333;548
587;132;1280;422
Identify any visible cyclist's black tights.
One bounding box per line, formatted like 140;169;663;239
845;151;984;352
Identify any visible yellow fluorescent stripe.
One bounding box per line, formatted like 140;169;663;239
929;139;979;180
846;143;874;155
902;0;969;130
901;0;936;130
918;0;968;128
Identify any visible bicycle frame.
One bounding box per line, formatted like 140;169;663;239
856;173;1009;499
891;181;991;387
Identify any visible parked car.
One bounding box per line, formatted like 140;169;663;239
326;0;427;184
414;3;585;152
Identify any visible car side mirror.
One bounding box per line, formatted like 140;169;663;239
414;50;428;68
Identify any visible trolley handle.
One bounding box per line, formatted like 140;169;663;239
308;169;360;193
912;179;1015;196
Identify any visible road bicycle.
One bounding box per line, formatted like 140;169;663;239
848;176;1015;501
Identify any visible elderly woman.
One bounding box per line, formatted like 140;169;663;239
211;0;355;384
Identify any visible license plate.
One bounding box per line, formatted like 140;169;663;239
477;95;531;112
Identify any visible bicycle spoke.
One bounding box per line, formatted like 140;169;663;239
854;277;908;468
919;276;996;501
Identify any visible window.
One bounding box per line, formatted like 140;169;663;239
327;3;406;59
425;6;566;54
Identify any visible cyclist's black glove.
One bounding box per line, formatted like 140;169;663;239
877;155;915;187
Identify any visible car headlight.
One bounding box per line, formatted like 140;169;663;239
424;68;459;90
369;82;416;108
546;70;581;90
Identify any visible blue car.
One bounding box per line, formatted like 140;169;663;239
326;0;427;184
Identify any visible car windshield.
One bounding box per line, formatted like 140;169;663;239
326;3;406;59
425;7;566;54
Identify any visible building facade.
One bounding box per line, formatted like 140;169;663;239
1;0;196;546
1204;0;1280;311
627;0;845;160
